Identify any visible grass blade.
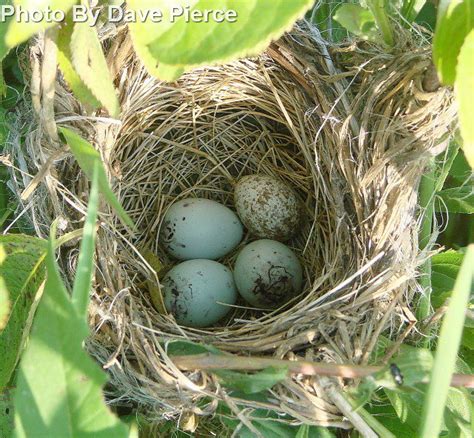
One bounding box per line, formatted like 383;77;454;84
72;161;99;319
59;126;135;230
420;244;474;438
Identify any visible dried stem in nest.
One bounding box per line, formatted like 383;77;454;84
171;353;474;388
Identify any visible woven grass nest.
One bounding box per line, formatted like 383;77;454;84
12;21;456;432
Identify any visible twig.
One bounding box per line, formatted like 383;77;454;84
171;353;474;388
173;353;380;378
30;40;42;116
20;148;68;201
41;27;59;143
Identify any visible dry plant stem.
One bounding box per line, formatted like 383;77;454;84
20;148;67;200
30;42;42;116
319;377;377;438
172;354;474;388
41;27;59;142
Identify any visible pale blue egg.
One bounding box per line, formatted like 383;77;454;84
163;259;237;327
234;239;303;309
160;198;243;260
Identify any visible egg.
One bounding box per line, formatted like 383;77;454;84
233;239;303;309
162;259;237;327
234;175;303;241
160;198;243;260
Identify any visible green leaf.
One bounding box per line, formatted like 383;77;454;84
401;0;427;23
4;0;76;49
432;250;464;272
436;186;474;214
0;62;6;98
57;13;101;111
333;4;378;41
0;0;13;62
461;327;474;349
0;239;9;331
72;162;99;319
366;343;471;438
384;386;471;438
446;149;472;187
70;20;120;117
443;387;472;437
166;340;222;356
0;389;13;438
433;0;474;86
218;394;335;437
128;0;314;81
363;346;434;393
0;235;47;390
59;126;134;229
414;1;437;31
13;222;128;438
431;250;464;307
455;29;474;168
295;424;336;438
0;277;8;331
214;366;287;394
366;397;418;438
384;388;427;434
420;245;474;438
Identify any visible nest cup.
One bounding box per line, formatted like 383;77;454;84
12;22;455;429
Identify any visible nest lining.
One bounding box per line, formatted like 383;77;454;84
9;22;456;428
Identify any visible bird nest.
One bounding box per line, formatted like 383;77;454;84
10;21;456;432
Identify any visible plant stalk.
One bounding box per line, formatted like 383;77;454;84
367;0;395;46
171;353;474;388
417;161;436;344
417;141;459;344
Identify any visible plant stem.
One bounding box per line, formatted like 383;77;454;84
420;245;474;438
417;141;459;344
171;353;474;387
417;160;436;342
345;396;396;438
41;27;59;142
367;0;395;46
319;378;379;438
401;0;419;23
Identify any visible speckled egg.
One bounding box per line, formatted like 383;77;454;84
233;239;303;309
162;259;237;327
160;198;243;260
234;175;303;241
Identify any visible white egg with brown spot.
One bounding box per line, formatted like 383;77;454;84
234;175;303;241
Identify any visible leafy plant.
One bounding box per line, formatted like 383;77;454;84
420;245;474;437
214;367;288;395
433;0;474;168
1;0;316;112
13;164;128;438
218;392;337;438
0;235;47;390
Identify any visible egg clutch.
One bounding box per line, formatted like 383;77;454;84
157;174;304;328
